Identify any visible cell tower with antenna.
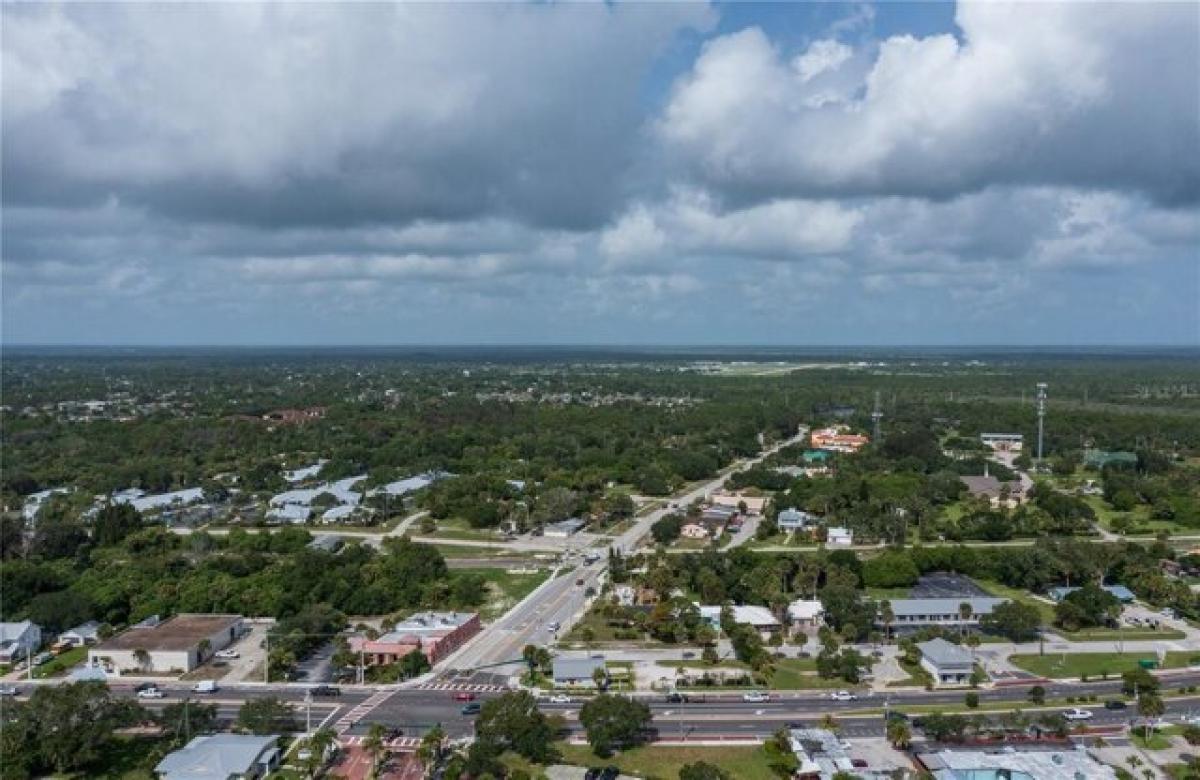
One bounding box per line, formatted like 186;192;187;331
1036;382;1048;463
872;390;883;442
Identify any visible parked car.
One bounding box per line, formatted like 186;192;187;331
310;685;341;696
585;767;620;780
33;653;54;666
214;649;239;659
548;694;572;704
136;687;165;699
0;686;18;697
460;702;482;715
1104;700;1128;710
742;691;770;703
851;759;869;769
1063;708;1094;721
455;691;476;702
830;691;857;702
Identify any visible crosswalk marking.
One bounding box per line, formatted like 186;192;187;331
413;682;507;692
340;735;422;750
335;690;395;734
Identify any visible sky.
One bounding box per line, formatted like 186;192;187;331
2;1;1198;346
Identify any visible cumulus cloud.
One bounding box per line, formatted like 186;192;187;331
658;2;1200;205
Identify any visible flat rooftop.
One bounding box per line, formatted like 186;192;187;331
97;614;241;651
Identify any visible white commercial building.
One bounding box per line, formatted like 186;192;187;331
90;614;242;674
156;734;281;780
919;747;1117;780
917;638;977;687
697;604;781;638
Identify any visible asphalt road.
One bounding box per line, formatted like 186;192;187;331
19;667;1195;742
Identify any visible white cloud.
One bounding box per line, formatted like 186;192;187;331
658;2;1199;204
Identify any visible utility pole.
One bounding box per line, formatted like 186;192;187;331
872;391;883;442
1036;383;1048;464
264;632;270;684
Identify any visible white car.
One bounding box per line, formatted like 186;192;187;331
1063;708;1094;721
0;685;17;697
548;694;572;704
830;691;858;702
136;687;165;699
214;649;240;659
742;691;770;703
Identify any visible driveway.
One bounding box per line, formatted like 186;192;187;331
224;621;272;683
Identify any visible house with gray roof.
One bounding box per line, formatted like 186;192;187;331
552;656;606;688
777;507;818;532
918;638;978;686
0;621;41;663
155;733;280;780
61;620;102;647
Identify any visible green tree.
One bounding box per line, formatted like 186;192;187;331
1055;584;1120;631
1137;693;1165;742
3;681;142;776
237;696;296;735
980;601;1042;642
474;691;558;763
157;700;218;744
578;694;653;757
363;723;387;776
886;718;912;748
92;502;144;547
417;725;446;775
1027;685;1046;705
965;692;979;709
398;649;431;678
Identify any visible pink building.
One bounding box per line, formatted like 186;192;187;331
349;612;481;666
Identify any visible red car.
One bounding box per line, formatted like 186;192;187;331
454;691;476;702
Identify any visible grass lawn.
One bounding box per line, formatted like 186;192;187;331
460;567;551;620
655;660;749;670
34;646;87;678
1131;728;1174;750
1008;651;1200;679
769;659;847;690
432;544;533;559
427;518;505;542
554;743;779;780
1058;626;1187;641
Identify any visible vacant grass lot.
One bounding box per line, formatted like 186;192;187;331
33;646;87;679
461;567;551;620
554;743;778;780
1008;651;1200;679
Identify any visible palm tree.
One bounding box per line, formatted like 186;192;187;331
133;647;151;672
958;603;973;638
886;719;912;748
592;665;609;692
304;728;336;779
364;723;387;777
416;725;445;779
879;600;895;642
965;633;981;662
1126;755;1142;770
197;638;211;662
1138;693;1166;743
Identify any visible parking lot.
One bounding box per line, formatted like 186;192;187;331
911;573;990;599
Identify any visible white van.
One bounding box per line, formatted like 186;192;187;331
192;680;218;694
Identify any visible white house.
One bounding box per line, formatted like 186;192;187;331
680;522;709;539
544;518;586;537
826;527;853;546
60;621;102;647
786;600;824;632
0;621;42;663
697;605;781;638
552;656;606;688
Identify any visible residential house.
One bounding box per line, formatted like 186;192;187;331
825;527;853;546
786;600;824;633
0;621;42;663
917;638;977;686
60;620;102;647
788;728;855;780
89;614;242;673
776;508;818;532
552;656;606;688
697;605;781;639
680;522;710;540
959;474;1024;508
155;734;281;780
979;433;1024;452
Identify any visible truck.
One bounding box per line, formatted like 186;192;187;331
192;680;218;694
